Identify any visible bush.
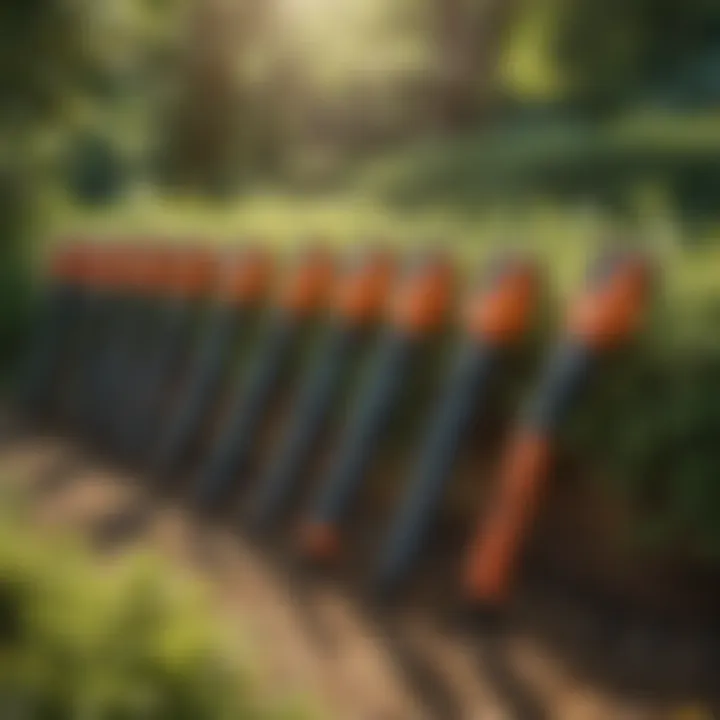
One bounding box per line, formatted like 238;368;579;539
0;163;35;383
65;131;127;206
569;253;720;562
362;111;720;225
0;506;310;719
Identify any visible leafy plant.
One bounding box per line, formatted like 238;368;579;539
0;508;312;719
570;284;720;561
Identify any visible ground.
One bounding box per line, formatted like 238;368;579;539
1;433;716;720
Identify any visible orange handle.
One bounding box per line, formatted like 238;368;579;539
463;252;654;608
464;432;552;605
390;254;455;334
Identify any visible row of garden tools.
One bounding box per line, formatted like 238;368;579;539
19;237;653;618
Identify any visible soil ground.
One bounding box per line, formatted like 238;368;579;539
0;434;717;720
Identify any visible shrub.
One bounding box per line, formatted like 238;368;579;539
0;163;35;383
0;506;310;719
569;253;720;562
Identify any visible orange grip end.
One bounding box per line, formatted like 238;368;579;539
334;251;396;325
49;243;88;285
279;249;335;317
169;246;219;299
82;244;135;291
464;432;552;605
82;246;110;290
391;257;455;334
568;257;651;349
110;245;146;291
128;245;176;294
299;521;342;564
465;263;539;344
219;248;275;305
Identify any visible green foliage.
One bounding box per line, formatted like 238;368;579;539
362;111;720;225
0;509;310;719
518;0;720;110
0;0;88;127
569;257;720;561
0;163;36;382
65;131;128;205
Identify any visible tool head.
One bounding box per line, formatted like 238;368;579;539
50;237;108;286
167;243;219;300
465;253;540;345
278;244;336;318
79;241;135;294
298;520;342;567
390;250;455;335
334;246;396;326
125;242;175;296
219;244;275;306
568;249;654;350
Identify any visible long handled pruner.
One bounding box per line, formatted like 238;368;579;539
18;239;89;424
373;254;540;599
117;244;218;462
194;246;335;510
73;242;144;436
298;251;456;566
246;247;395;534
463;249;654;619
56;242;130;430
153;246;274;479
100;244;175;450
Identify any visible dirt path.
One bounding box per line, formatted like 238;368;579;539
0;437;715;720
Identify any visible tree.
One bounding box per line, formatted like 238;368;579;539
432;0;519;130
553;0;720;110
0;0;88;133
154;0;277;193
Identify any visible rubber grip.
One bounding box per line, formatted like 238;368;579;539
464;431;552;605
